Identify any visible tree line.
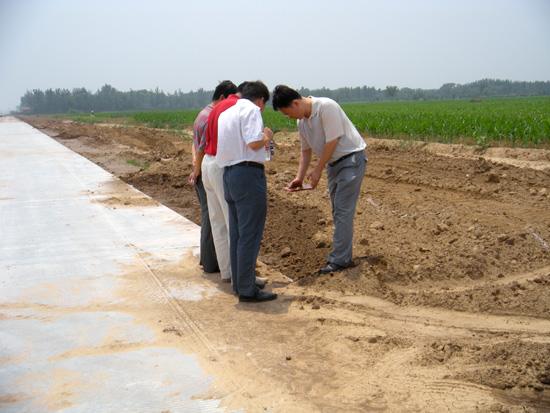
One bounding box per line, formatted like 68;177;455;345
18;79;550;114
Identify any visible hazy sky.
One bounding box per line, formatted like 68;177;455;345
1;0;549;112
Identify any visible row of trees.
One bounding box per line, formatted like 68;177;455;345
19;79;550;114
19;84;212;114
298;79;550;102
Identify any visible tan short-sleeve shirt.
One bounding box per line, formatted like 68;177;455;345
298;97;366;163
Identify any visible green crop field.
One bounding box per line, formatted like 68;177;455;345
341;97;550;146
56;96;550;147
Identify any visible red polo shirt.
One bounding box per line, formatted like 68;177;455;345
205;94;239;156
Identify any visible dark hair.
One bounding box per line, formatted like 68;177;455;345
272;85;302;111
240;81;270;103
212;80;237;101
237;81;249;93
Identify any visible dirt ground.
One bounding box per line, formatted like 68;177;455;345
24;116;550;411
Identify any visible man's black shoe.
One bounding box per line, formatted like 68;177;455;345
319;262;351;274
239;290;278;303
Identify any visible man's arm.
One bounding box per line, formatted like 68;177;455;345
193;149;205;176
306;138;339;188
189;121;207;185
288;148;312;189
191;142;196;166
247;127;273;150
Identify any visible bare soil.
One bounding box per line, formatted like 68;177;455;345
24;116;550;412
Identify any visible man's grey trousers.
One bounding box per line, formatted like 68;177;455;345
326;151;367;266
223;163;266;297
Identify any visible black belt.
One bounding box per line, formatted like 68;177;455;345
228;161;264;170
328;150;362;167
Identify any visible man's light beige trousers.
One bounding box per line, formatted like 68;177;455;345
201;155;231;280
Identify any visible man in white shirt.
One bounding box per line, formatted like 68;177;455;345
216;81;277;302
272;85;367;274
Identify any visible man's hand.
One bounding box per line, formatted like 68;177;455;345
306;167;322;189
287;177;303;191
248;127;274;151
187;171;198;185
191;150;205;185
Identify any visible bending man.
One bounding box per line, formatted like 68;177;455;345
272;85;367;274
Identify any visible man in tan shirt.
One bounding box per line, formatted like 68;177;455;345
272;85;367;274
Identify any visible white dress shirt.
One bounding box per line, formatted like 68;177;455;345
215;99;268;168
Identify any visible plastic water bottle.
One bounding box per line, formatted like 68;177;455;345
265;140;274;161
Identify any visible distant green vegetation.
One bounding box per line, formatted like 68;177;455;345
133;110;200;129
342;97;550;146
126;159;150;169
55;108;295;131
53;111;135;125
55;96;550;147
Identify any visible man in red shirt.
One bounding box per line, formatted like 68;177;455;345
204;94;240;157
189;80;237;275
201;86;242;284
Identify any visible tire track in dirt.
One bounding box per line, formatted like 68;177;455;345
318;290;550;337
394;265;550;295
